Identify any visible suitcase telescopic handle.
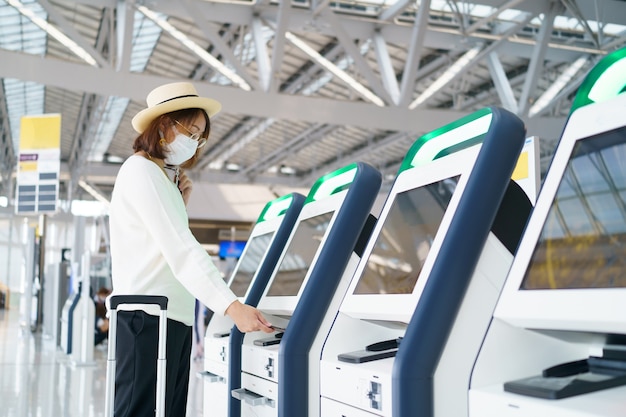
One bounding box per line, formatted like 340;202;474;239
109;295;168;310
105;294;169;417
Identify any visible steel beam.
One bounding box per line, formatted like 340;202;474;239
398;0;431;106
373;31;400;104
319;7;392;103
268;0;291;93
252;17;272;92
486;51;518;112
517;1;562;116
179;0;260;89
37;0;110;68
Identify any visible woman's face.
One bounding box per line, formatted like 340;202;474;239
164;112;207;144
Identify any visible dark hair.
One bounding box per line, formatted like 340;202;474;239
97;287;111;296
132;108;211;168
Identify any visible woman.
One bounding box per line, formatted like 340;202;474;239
108;82;273;417
94;287;111;346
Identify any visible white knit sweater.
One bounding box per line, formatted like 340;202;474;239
108;155;237;325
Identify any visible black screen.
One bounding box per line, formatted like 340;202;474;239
229;232;275;297
266;212;334;296
522;126;626;289
353;177;459;294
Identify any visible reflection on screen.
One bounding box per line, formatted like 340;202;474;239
229;232;275;297
522;126;626;289
353;177;459;295
266;212;334;296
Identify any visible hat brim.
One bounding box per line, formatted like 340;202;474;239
131;96;222;133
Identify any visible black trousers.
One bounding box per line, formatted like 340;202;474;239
114;310;192;417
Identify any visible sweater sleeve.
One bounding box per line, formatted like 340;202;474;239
120;158;237;315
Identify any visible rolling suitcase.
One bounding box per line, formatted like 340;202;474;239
105;295;169;417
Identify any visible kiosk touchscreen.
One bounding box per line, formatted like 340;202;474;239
469;92;626;417
233;162;382;417
202;193;305;417
319;107;534;417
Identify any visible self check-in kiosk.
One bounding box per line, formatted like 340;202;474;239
233;162;382;417
469;63;626;417
319;107;533;417
202;193;305;417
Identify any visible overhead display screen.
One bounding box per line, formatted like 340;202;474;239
266;212;334;296
522;126;626;290
219;240;247;259
229;231;276;297
353;177;459;295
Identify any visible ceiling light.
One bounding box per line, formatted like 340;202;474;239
409;45;483;109
529;56;589;117
70;200;108;217
137;5;252;91
7;0;98;66
279;165;296;175
285;31;385;107
225;163;241;171
103;153;126;164
212;118;275;169
78;180;110;206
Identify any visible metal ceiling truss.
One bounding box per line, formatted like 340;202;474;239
1;0;626;204
517;0;562;117
240;123;336;181
297;130;411;186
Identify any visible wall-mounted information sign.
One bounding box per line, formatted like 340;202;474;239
16;114;61;214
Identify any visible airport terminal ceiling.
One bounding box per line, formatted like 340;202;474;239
1;0;625;208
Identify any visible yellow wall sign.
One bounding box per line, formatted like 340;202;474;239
512;151;529;181
19;114;61;149
16;114;62;214
512;136;541;204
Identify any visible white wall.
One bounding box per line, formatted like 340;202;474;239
0;211;26;291
0;208;99;293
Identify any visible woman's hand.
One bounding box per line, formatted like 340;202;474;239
177;169;193;205
225;300;274;333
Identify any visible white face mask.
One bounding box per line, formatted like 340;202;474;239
164;131;199;166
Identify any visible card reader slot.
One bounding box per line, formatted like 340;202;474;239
542;358;588;377
253;336;282;346
366;337;401;352
588;356;626;373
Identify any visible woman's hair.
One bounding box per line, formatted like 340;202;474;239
132;107;211;168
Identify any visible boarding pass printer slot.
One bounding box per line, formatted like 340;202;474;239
197;371;225;383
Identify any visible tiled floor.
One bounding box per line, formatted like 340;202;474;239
0;295;205;417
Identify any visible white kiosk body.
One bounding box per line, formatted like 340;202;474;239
320;108;534;417
469;92;626;417
236;163;381;417
202;194;304;417
203;227;278;417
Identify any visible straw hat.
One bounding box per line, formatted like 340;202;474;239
131;82;222;133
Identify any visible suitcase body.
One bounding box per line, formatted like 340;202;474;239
105;295;169;417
